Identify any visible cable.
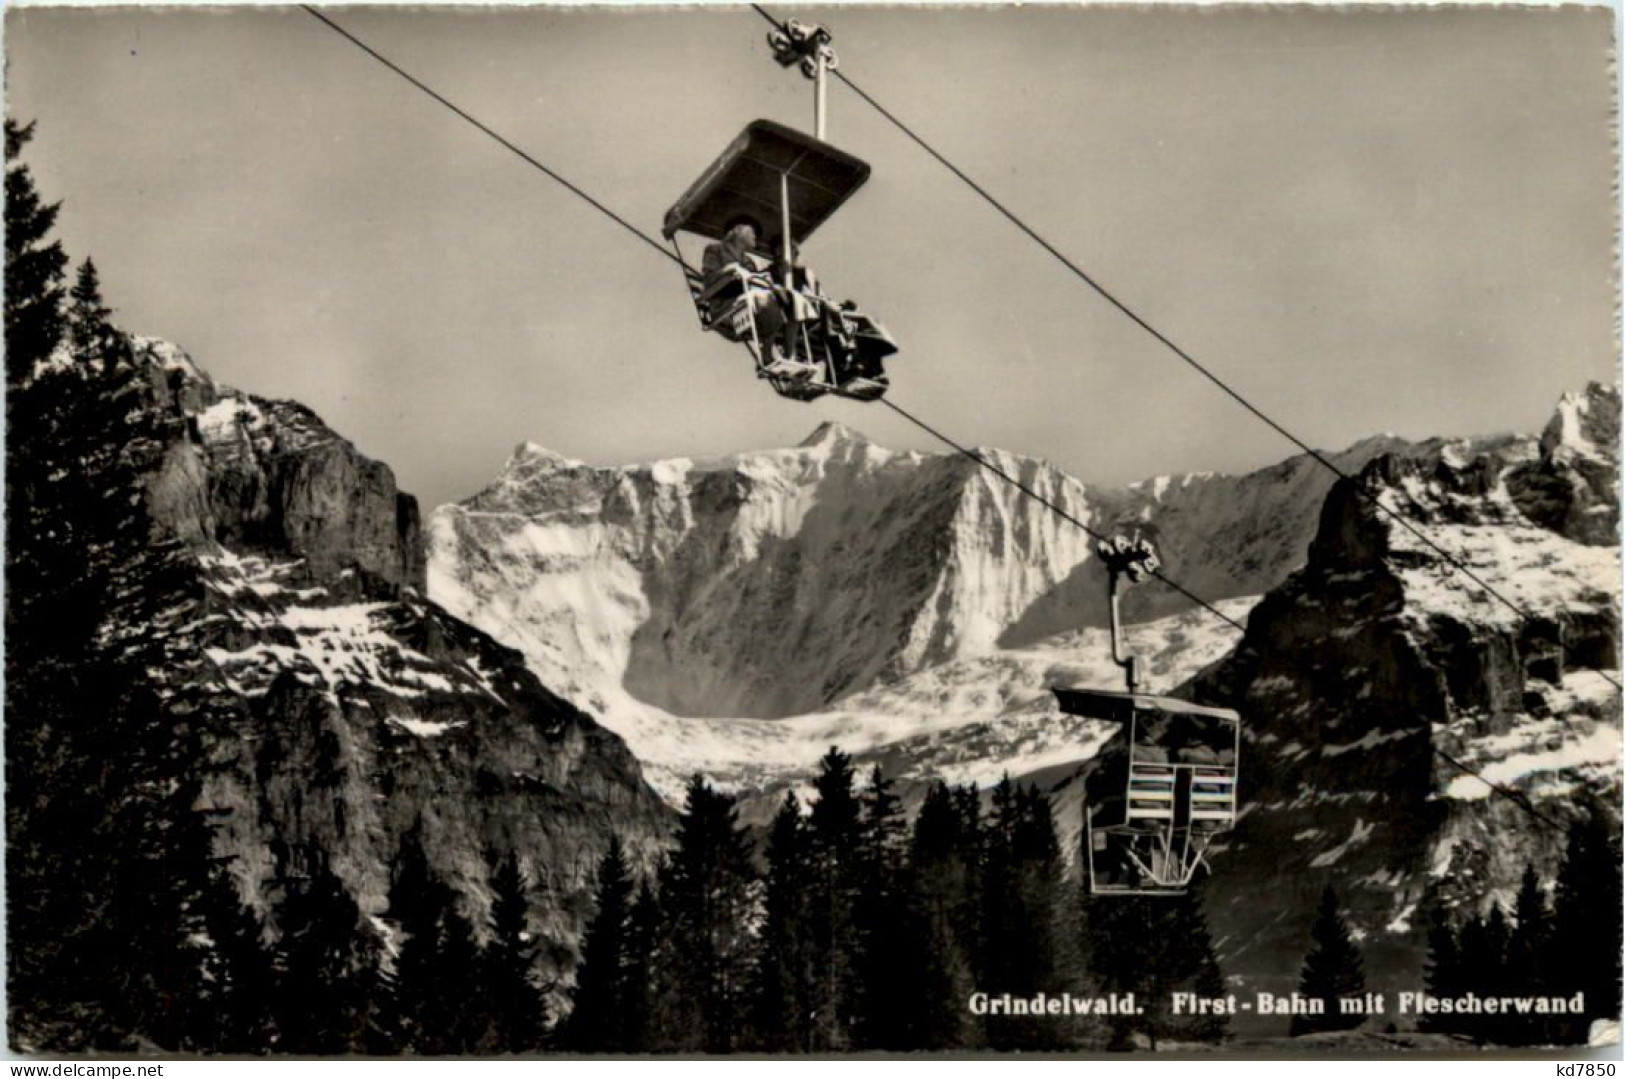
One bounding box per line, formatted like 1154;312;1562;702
295;2;1241;634
300;5;688;272
299;3;1582;831
748;3;1620;696
755;4;1596;830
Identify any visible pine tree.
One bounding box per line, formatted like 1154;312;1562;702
1082;892;1149;1050
979;776;1021;997
6;450;149;1048
980;777;1065;1049
433;906;492;1055
1172;885;1230;1046
564;836;635;1052
1483;904;1514;998
68;258;106;351
66;257;121;370
1506;865;1552;1045
0;136;181;1048
1418;891;1462;1036
853;765;912;1050
751;792;814;1052
484;851;547;1053
384;825;443;1052
806;748;863;1051
197;868;278;1053
1012;786;1066;977
93;695;238;1051
622;880;662;1052
1182;918;1231;1046
949;783;987;974
5;118;67;388
1083;880;1226;1050
382;826;489;1054
1289;884;1366;1036
1550;808;1623;1041
274;848;385;1055
1456;909;1510;1044
6;417;226;1051
1000;785;1076;1049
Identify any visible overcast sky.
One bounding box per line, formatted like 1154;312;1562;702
6;4;1617;508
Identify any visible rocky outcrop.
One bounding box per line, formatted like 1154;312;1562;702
1508;381;1621;546
136;339;424;592
1188;397;1620;1026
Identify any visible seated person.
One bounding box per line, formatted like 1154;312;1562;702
836;301;883;381
767;237;864;365
702;215;789;350
703;214;770;283
768;237;821;296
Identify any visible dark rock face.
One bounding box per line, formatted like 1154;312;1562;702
1507;381;1621;547
1190;401;1620;1032
6;338;671;1048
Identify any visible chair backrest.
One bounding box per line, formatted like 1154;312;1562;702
1126;765;1176;821
1188;767;1236;824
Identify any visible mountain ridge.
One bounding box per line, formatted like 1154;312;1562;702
427;409;1429;799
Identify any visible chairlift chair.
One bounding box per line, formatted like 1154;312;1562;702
1054;687;1240;896
1051;534;1242;896
662;119;896;402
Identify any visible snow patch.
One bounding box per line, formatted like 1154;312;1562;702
1322;728;1416;758
194;398;258;441
1443;724;1621;801
649;458;692;485
388;715;466;738
1309;818;1376;868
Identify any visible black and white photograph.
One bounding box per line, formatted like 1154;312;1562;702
3;1;1621;1060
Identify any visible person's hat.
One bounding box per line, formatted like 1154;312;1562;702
723;213;764;236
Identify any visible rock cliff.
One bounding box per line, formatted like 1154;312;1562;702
6;338;671;1046
1187;385;1620;1024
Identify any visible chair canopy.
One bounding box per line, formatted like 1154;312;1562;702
663;119;871;248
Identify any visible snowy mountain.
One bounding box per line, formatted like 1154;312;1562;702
427;420;1396;802
7;338;671;1046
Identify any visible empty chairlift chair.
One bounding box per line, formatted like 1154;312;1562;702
1050;533;1242;896
1053;688;1240;895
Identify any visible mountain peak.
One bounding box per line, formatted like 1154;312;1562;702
799;421;871;449
1542;381;1620;466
